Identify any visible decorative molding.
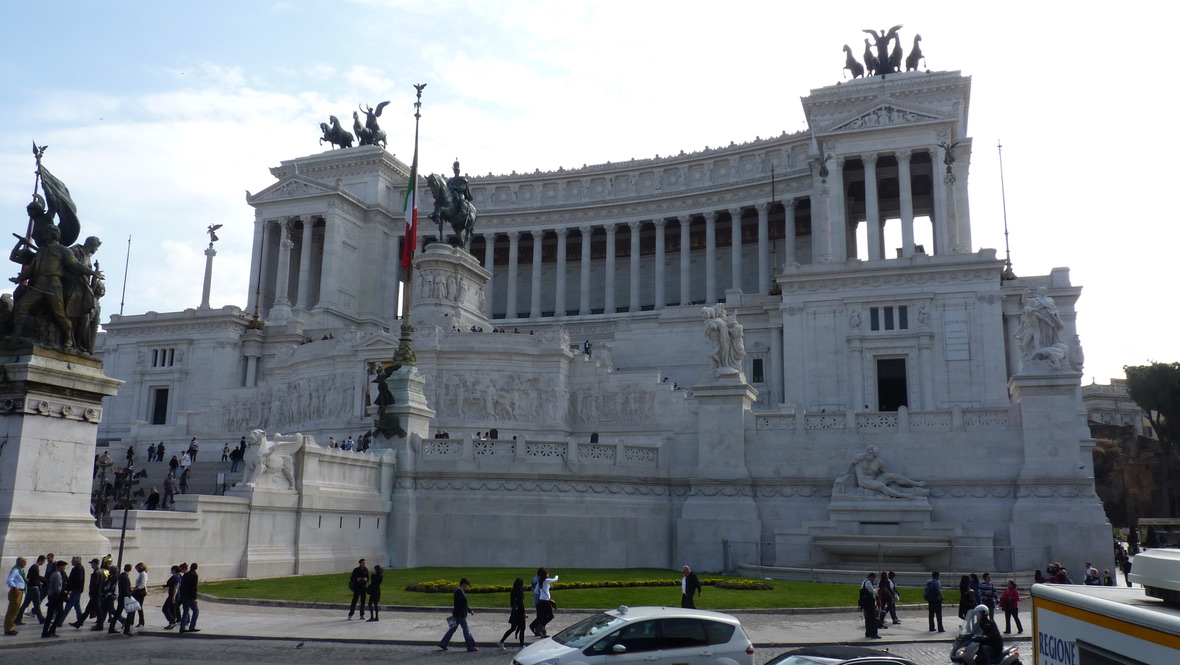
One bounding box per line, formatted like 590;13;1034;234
0;397;103;422
833;105;939;132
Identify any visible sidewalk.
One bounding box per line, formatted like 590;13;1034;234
2;599;993;650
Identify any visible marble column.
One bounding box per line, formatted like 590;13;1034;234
931;148;949;254
273;221;294;306
506;231;520;318
679;216;691;306
555;227;568;317
704;212;717;303
831;157;848;262
578;225;592;315
604;223;617;314
199;243;216;310
297;217;315;309
782;199;797;264
530;231;543;318
756;203;769;293
849;337;865;410
628;221;641;312
863;154;882;260
246;217;266;315
653;219;667;309
483;233;496;318
729;207;743;292
894;151;914;257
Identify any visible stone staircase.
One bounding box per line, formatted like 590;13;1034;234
92;456;244;502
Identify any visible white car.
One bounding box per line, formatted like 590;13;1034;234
511;605;755;665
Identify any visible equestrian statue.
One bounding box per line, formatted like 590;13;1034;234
426;159;477;248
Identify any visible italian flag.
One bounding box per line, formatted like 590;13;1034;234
400;147;418;271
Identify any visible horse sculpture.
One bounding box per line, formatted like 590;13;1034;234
905;34;925;71
843;44;865;79
357;102;389;148
319;115;354;149
426;172;477;247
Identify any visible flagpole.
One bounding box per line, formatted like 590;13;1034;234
394;83;426;367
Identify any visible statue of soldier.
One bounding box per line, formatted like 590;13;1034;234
8;224;102;350
64;236;103;353
446;160;473;211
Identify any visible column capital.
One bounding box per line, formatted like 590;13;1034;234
783;197;797;211
755;202;769;216
678;214;693;225
653;218;667;229
728;207;743;219
897;149;913;164
483;232;497;242
704;211;717;223
836;155;847;168
555;226;570;238
862;153;879;167
604;223;618;235
532;230;544;243
578;225;594;236
507;230;521;241
627;220;642;232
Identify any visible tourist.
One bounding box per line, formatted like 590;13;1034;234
498;577;527;649
884;571;900;624
168;454;180;478
132;562;148;627
859;572;880;638
179;468;189;495
17;554;46;625
188;438;199;461
162;473;176;508
229;446;243;473
1103;569;1115;586
438;577;477;652
156;442;166;464
41;560;67;637
126;445;135;467
978;573;997;619
999;579;1023;634
146;443;155;463
76;558;102;629
875;570;890;629
347;558;369;619
1121;558;1133;587
178;562;199;633
924;571;944;632
5;557;27;635
221;443;230;462
529;567;559;637
681;565;702;609
62;556;85;626
146;487;160;510
179;450;192;477
1033;569;1045;584
1083;562;1100;585
162;565;181;629
108;563;133;635
366;565;383;622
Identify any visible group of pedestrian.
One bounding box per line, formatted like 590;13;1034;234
345;558;383;621
435;566;563;653
5;554;201;638
858;570;903;638
329;435;370;452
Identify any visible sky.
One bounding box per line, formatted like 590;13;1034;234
0;0;1175;385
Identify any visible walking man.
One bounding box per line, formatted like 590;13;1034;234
438;578;477;652
17;554;46;625
4;557;27;635
42;560;67;637
924;570;945;632
681;565;703;609
860;572;880;638
76;558;102;629
347;558;369;620
178;562;200;633
62;557;85;626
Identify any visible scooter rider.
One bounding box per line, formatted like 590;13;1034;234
972;613;1004;665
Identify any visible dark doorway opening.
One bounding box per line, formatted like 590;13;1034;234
876;358;908;411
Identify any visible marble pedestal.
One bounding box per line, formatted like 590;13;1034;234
0;346;122;563
677;376;761;572
386;364;435;569
1008;371;1110;570
223;486;300;578
411;243;492;333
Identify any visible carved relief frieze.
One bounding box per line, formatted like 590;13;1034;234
395;477;672;497
219;373;354;432
780;269;998;294
832;105;939;132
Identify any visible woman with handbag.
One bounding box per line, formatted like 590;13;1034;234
366;565;383;622
132;563;148;627
529;567;559;638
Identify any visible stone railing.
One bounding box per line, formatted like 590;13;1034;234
755;406;1010;432
420;436;659;467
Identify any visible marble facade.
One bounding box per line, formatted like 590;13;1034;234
88;67;1111;578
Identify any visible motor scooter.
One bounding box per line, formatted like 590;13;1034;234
950;605;1022;665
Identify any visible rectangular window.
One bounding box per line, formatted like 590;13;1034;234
870;307;880;331
150;388;169;425
876;358;908;411
899;305;908;329
884;307;895;330
752;358;764;383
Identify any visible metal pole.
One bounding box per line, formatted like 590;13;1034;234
997;140;1015;279
119;235;131;315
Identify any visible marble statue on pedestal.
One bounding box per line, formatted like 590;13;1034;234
1016;287;1069;370
703;303;746;378
833;446;928;499
427;160;477;247
238;429;306;490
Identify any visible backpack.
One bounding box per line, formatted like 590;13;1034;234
859;583;875;608
924;579;939;602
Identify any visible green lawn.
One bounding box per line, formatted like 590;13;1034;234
201;567;959;610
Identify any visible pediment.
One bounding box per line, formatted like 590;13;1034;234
248;176;336;203
830;104;941;132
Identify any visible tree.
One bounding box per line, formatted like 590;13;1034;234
1124;362;1180;516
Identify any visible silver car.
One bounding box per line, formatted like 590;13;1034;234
512;605;755;665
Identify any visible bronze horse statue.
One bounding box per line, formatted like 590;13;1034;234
319;115;354;149
426;173;476;247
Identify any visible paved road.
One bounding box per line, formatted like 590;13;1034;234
1;635;1030;665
